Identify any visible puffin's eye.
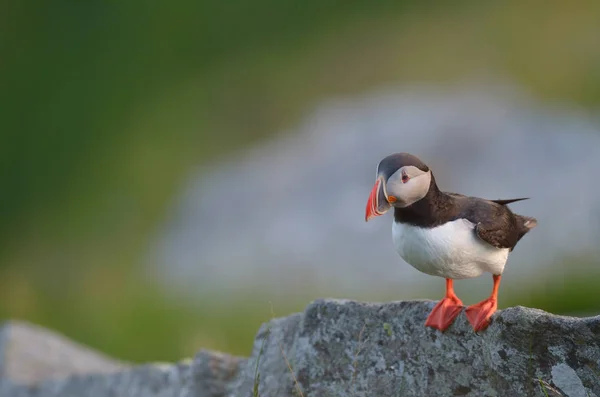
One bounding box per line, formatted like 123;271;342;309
401;173;410;183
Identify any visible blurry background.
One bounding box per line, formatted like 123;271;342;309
2;1;600;363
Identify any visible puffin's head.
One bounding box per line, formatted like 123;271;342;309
365;152;433;221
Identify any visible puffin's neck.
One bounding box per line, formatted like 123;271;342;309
393;174;452;228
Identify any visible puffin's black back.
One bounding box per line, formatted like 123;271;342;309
394;189;537;251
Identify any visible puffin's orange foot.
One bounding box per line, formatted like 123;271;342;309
425;296;464;331
465;297;497;332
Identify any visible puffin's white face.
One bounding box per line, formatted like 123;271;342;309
385;166;432;208
365;153;433;221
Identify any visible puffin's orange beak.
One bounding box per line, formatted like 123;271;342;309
365;177;391;221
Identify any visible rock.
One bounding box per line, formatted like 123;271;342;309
2;300;600;397
0;322;244;397
231;299;600;397
0;350;244;397
0;320;126;385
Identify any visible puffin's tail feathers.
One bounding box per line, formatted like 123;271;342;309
521;216;537;230
492;197;529;205
516;214;537;242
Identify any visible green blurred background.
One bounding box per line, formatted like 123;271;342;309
2;1;600;363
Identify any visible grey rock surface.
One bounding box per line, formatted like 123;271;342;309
232;299;600;397
0;348;244;397
0;320;126;385
0;321;244;397
2;300;600;397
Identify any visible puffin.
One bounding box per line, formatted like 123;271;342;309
365;153;537;332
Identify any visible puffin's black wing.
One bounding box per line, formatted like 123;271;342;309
478;198;535;249
474;221;517;250
451;195;525;250
475;213;537;250
444;193;536;250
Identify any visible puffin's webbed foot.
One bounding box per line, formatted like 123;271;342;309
465;274;501;332
425;295;464;331
465;297;497;332
425;278;464;332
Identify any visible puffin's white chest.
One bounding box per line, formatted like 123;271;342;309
392;219;509;279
